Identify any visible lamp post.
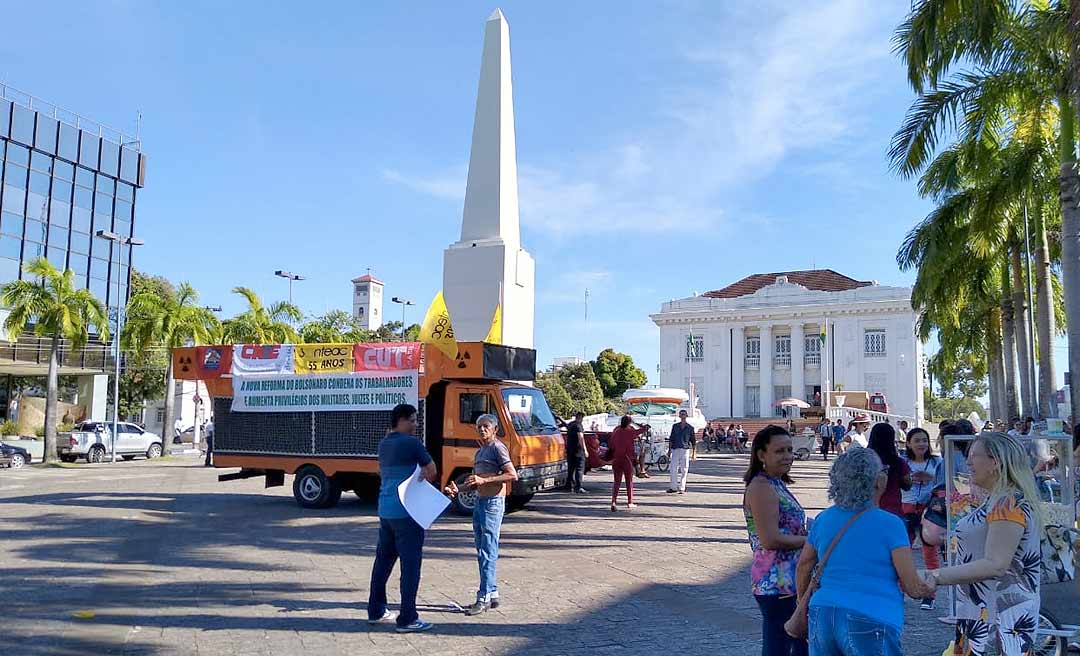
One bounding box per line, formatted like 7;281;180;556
95;230;144;463
391;297;414;340
274;270;304;304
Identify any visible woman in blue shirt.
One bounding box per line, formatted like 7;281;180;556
795;447;934;655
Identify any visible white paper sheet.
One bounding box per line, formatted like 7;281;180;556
397;464;451;530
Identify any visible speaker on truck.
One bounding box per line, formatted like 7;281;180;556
212;397;425;458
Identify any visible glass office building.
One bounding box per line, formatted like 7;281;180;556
0;88;145;313
0;87;147;423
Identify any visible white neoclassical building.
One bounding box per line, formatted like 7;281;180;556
651;270;924;424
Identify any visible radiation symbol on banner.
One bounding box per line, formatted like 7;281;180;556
455;351;472;369
179;355;193;374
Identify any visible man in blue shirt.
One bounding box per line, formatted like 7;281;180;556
666;410;695;494
367;404;439;633
831;419;846;455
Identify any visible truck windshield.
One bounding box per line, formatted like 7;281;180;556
502;388;559;436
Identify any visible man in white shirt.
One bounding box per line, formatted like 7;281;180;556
173;417;184;444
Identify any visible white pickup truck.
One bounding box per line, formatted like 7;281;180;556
57;421;165;463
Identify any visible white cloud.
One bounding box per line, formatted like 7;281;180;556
538;270;613;305
382;0;895;237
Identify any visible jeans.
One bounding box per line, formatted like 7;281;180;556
367;517;426;627
566;453;585;491
203;433;214;466
669;448;691;491
809;605;902;656
755;595;808;656
473;495;505;602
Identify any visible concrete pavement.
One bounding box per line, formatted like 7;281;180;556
0;452;956;655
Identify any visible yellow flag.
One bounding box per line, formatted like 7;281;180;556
419;291;458;360
483;304;502;345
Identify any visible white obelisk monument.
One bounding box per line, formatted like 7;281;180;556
443;8;535;349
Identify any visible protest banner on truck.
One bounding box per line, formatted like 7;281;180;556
231;370;419;413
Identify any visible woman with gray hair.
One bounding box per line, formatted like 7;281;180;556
795;447;934;655
444;413;518;616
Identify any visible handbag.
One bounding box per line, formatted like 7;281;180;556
784;509;867;640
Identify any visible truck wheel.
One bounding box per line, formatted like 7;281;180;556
293;465;339;509
146;443;163;459
9;453;25;469
451;471;478;516
60;455;76;463
656;455;670;472
88;446;106;464
507;494;534;512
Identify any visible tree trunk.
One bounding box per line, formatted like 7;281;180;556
1010;245;1036;418
43;335;60;463
1001;264;1020;419
163;360;176;454
1033;197;1058;418
988;308;1007;422
1067;0;1080;429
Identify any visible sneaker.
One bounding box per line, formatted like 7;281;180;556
396;620;433;633
490;598;500;609
666;489;678;494
627;503;638;510
920;598;935;611
464;600;489;616
575;488;589;494
368;609;395;624
677;490;685;495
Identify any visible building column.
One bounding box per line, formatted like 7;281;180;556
76;374;109;422
760;324;773;418
732;325;745;417
792;322;805;407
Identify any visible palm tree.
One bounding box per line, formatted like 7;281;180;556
1;259;109;462
892;0;1070;416
299;309;372;343
124;282;220;450
221;287;302;344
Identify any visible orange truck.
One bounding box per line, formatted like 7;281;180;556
172;341;567;514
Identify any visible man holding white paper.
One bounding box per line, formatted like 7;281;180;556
367;404;438;633
445;414;518;616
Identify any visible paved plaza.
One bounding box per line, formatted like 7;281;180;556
0;452;957;655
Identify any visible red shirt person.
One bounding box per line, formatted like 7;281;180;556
608;416;648;511
868;423;912;517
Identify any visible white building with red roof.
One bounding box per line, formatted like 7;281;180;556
650;270;923;425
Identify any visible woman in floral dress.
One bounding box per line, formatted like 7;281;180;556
743;425;808;656
923;432;1043;656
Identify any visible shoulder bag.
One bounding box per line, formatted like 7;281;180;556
784;509;867;640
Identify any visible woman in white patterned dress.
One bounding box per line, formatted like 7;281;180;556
922;432;1043;656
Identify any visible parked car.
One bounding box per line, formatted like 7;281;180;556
0;442;30;468
57;421;164;463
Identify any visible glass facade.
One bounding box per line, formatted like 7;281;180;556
0;96;145;328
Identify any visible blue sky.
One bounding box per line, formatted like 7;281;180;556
6;1;1042;386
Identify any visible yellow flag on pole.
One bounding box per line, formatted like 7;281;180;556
483;304;502;345
419;291;458;360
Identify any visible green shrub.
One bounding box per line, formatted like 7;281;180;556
0;420;18;436
35;426;45;438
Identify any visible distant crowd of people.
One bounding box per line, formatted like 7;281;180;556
365;404;1077;654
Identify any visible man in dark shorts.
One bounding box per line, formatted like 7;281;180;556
564;411;589;493
367;404;438;633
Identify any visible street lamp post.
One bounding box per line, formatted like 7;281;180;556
274;270;304;304
390;297;414;340
95;230;144;463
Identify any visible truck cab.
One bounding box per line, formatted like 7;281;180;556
428;381;565;514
